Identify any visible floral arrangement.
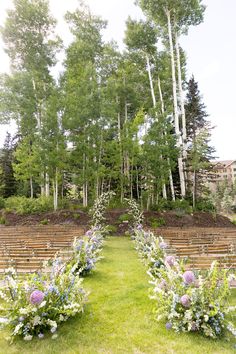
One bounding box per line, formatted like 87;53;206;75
151;260;236;338
0;193;110;342
124;198;144;230
89;191;115;229
0;263;87;341
128;204;236;340
68;229;104;276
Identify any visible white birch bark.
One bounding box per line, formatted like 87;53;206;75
166;8;186;198
175;29;187;163
157;76;176;201
146;55;167;199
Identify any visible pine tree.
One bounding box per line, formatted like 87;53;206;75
185;76;215;207
0;133;17;198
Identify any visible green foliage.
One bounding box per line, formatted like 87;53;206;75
0;216;6;225
170;199;192;214
195;199;215;212
39;219;49;225
118;213;132;222
5;196;54;214
105;225;118;235
0;197;5;209
148;216;166;227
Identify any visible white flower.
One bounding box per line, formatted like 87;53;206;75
204;315;209;322
59;314;64;322
52;333;58;340
39;300;46;308
13;323;23;335
33;316;41;326
47;319;57;328
24;335;33;341
19;308;28;315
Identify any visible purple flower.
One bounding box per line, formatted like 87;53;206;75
165;255;175;267
38;333;44;339
159;241;168;249
18;316;25;322
136;224;143;230
158;279;167;290
191;322;198;331
165;322;172;330
29;290;45;305
180;294;191;308
86;230;93;237
183;271;196;285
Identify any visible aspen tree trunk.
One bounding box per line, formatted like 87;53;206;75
146;55;167;199
193;169;196;209
146;54;157;107
82;152;87;207
157;76;176;201
53;168;58;211
175;28;188;184
30;177;33;199
32;78;44;196
117;108;124;203
166;9;186;198
136;166;140;200
45;173;50;197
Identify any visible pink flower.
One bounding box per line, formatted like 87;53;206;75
30;290;45;305
183;271;195;285
165;255;175;267
180;294;191;307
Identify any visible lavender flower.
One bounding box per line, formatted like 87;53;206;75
165;322;172;330
136;224;143;230
85;230;93;237
159;241;168;249
38;333;44;339
183;271;196;285
158;279;167;290
29;290;45;305
180;294;191;308
165;255;175;267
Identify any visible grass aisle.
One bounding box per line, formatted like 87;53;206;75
0;236;235;353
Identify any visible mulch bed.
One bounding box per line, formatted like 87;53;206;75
0;209;235;232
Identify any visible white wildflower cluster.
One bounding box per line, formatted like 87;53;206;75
125;198;144;230
89;191;115;229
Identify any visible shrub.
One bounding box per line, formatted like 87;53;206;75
148;216;166;228
170;199;192;214
0;216;6;225
195;199;215;212
118;213;132;223
5;196;54;214
0;197;5;209
105;225;118;235
39;219;49;225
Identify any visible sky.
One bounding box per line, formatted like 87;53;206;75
0;0;235;160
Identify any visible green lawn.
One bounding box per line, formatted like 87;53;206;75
0;236;235;353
